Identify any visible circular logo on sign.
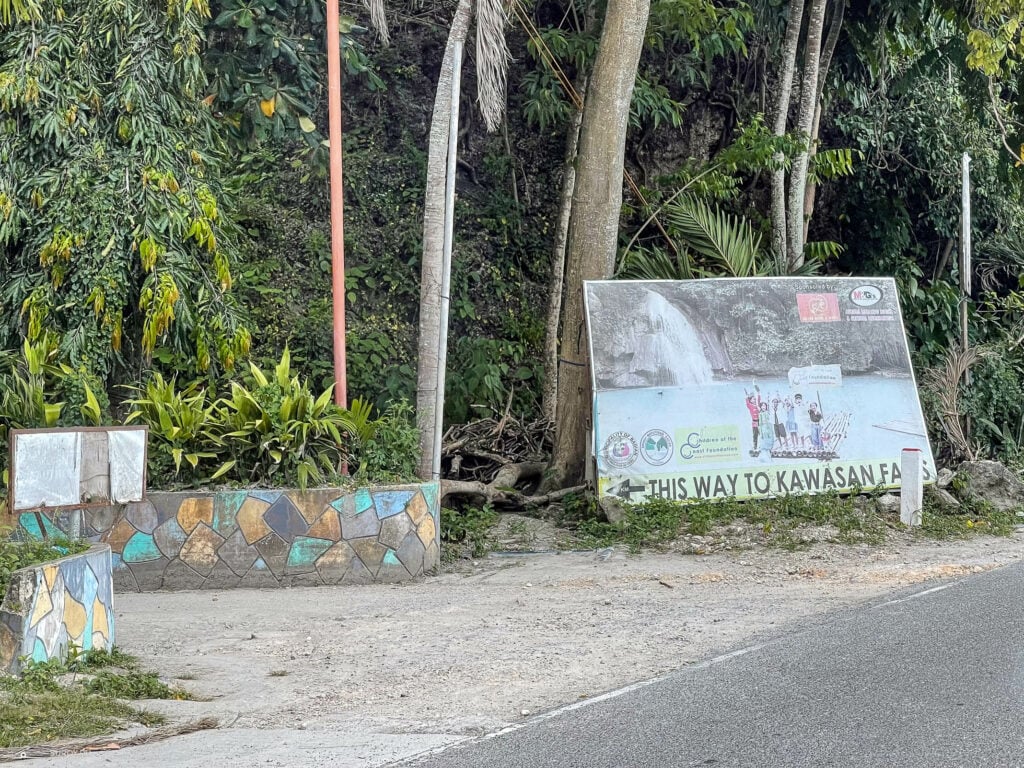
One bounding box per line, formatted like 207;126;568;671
603;431;639;469
640;429;674;466
679;431;702;461
850;285;882;307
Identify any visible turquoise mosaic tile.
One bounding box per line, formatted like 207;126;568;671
212;491;248;537
122;532;163;563
382;549;402;567
374;490;415;519
422;481;439;513
286;537;334;569
19;512;61;540
354;488;374;515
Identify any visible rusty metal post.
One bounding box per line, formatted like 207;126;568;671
326;0;348;407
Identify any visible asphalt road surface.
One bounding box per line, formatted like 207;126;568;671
403;563;1024;767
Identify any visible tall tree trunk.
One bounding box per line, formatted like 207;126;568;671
770;0;805;270
415;0;473;480
547;0;651;488
786;0;827;269
541;81;586;424
802;0;845;240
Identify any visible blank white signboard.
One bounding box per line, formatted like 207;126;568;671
12;432;83;510
109;429;147;503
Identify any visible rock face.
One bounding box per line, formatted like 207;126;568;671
955;461;1024;511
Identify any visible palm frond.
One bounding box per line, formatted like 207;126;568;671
664;196;767;277
362;0;390;45
616;246;695;280
475;0;510;132
921;345;992;461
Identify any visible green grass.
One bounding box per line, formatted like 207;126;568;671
563;487;1017;553
0;647;185;749
83;670;191;700
0;686;163;748
916;502;1019;539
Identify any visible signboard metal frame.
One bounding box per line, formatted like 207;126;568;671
9;425;149;515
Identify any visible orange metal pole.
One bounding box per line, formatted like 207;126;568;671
326;0;348;407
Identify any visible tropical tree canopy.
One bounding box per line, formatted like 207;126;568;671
0;0;247;382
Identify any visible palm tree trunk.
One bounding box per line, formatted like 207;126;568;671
770;0;805;269
547;0;651;488
415;0;473;480
785;0;827;269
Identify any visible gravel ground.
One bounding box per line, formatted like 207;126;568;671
21;523;1024;768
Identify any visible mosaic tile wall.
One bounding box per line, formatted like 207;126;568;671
0;545;115;675
16;483;440;591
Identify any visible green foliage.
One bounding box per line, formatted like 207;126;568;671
354;400;419;482
570;491;890;553
576;496;690;552
0;535;89;602
618;196;778;280
73;647;140;672
83;670;189;700
125;373;225;483
0;648;170;748
0;0;247;384
128;350;417;489
206;0;383;147
441;504;500;559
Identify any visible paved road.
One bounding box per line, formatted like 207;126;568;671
403;563;1024;767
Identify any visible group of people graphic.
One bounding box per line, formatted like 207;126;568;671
743;383;831;460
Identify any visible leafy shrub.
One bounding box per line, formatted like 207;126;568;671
441;504;500;558
125;374;225;485
214;349;365;488
353;399;419;482
127;349;417;489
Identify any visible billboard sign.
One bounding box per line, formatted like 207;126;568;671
585;278;934;502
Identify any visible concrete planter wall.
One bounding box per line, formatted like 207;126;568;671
0;544;115;675
16;482;440;591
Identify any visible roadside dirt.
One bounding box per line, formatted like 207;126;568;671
24;521;1024;767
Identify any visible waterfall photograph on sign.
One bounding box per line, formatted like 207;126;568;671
584;278;935;503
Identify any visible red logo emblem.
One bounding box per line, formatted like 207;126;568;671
796;293;840;323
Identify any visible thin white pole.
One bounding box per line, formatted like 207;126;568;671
961;152;972;445
432;41;463;481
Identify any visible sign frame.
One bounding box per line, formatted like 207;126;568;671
584;277;935;503
9;425;149;514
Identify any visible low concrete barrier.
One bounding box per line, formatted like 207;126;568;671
0;544;114;675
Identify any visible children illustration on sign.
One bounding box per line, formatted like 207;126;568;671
741;381;847;460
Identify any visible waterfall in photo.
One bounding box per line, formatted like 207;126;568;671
628;289;714;386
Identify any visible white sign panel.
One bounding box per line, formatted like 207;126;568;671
109;428;147;504
585;278;935;503
12;432;83;510
11;427;147;510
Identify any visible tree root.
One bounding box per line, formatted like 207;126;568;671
442;470;587;512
